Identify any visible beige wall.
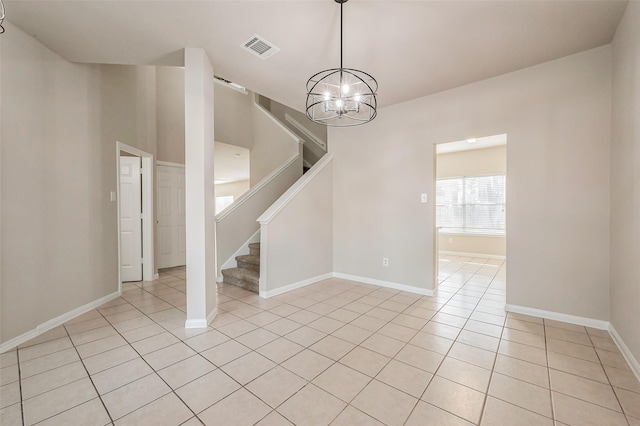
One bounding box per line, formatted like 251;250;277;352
439;234;505;257
1;24;156;344
214;84;254;150
437;145;506;178
262;159;333;292
216;180;250;200
250;104;301;186
156;70;257;164
331;46;611;320
437;145;507;257
267;98;327;148
610;2;640;367
157;66;186;164
266;97;328;165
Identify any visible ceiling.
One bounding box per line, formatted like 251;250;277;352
214;142;250;184
5;1;628;113
436;133;507;154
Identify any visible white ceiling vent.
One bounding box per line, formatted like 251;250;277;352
241;34;280;59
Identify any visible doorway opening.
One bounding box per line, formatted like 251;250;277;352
116;142;155;292
434;134;507;290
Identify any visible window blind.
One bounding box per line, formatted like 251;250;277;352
436;175;505;234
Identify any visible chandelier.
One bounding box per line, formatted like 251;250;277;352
305;0;378;127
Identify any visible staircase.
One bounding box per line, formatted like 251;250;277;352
221;243;260;293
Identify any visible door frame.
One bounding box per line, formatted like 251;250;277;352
116;141;155;293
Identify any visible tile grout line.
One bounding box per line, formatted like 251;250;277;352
60;324;114;425
402;256;504;425
17;348;26;426
92;302;204;424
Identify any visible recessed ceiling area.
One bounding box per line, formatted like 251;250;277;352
436;134;507;155
214;142;249;184
4;1;628;113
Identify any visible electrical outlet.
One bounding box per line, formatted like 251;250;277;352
382;257;389;267
448;238;454;243
421;193;428;203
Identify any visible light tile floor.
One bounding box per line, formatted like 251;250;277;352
1;255;639;425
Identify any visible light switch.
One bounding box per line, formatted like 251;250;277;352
421;193;428;203
110;191;117;202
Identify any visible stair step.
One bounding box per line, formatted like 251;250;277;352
248;242;261;257
221;267;259;293
236;254;260;272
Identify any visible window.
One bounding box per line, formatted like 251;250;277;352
436;175;506;235
215;196;234;214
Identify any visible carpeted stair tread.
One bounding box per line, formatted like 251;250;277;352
248;242;261;256
236;254;260;265
222;242;261;293
221;267;259;292
222;267;259;282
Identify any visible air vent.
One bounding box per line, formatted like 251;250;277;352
240;34;280;59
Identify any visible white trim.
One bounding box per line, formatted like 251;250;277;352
258;153;333;224
439;250;506;260
285;113;327;150
157;160;185;168
0;291;120;353
260;273;334;298
217;229;261;279
215;154;301;222
253;101;303;145
439;231;506;238
259;225;268;295
153;273;160;280
185;307;218;329
609;324;640;382
207;308;218;325
185;319;207;329
116;142;155;288
504;304;609;330
213;77;248;95
333;273;434;296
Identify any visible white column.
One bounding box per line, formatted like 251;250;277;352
184;48;217;328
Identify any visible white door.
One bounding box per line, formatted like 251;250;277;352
157;164;186;268
120;156;143;282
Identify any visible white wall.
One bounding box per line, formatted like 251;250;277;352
610;1;640;368
1;24;156;344
437;145;507;257
157;66;186;164
331;46;611;320
184;48;217;326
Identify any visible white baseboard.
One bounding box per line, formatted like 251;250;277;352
609;324;640;383
0;291;120;353
185;319;207;329
153;273;160;280
439;250;506;260
505;304;609;330
185;307;218;329
260;273;334;298
333;273;434;297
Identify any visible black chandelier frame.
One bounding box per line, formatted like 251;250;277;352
305;0;378;127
